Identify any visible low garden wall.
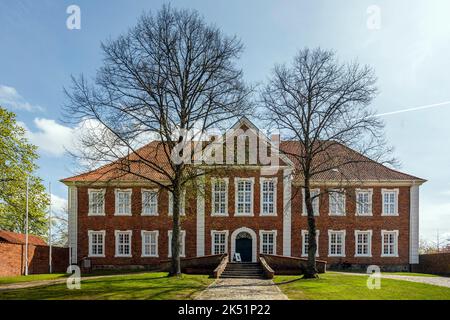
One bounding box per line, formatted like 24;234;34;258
160;254;226;275
260;254;327;275
0;242;69;276
411;253;450;275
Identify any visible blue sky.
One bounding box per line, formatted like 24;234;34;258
1;0;449;243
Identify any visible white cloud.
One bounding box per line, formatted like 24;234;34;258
51;193;67;215
0;84;44;112
420;201;450;242
20;118;74;156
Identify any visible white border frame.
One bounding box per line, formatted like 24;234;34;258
141;189;159;216
381;230;399;257
88;230;106;258
114;230;132;257
328;229;346;257
354;230;373;257
230;227;257;262
87;188;106;216
114;188;132;216
381;188;399;216
210;230;229;255
234;177;255;216
141;230;159;257
259;230;277;255
211;178;229;217
328;189;346;216
355;188;373;216
260;177;278;216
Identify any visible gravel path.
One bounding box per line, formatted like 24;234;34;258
195;278;288;300
337;272;450;288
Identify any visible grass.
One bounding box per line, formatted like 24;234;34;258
336;271;440;278
0;272;214;300
0;273;68;285
274;272;450;300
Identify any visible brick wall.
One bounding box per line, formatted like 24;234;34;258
0;243;69;276
75;174;412;270
411;253;450;275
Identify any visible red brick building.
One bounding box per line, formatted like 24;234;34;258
61;118;425;271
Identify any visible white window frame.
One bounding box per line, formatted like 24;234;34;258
211;178;229;216
141;189;158;216
381;230;399;257
301;230;320;257
354;230;372;257
88;230;105;257
211;230;229;255
168;190;186;216
260;177;277;216
329;189;346;216
114;188;132;216
259;230;277;255
234;177;254;216
114;230;132;257
168;230;186;257
141;230;159;257
328;230;346;257
302;188;320;216
355;189;373;216
88;189;105;216
381;188;399;216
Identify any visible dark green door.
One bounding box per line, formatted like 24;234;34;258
236;238;252;262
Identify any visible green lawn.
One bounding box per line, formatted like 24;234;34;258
0;272;213;300
0;273;68;285
338;271;439;278
274;272;450;300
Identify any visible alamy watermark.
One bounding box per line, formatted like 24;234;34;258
66;265;81;289
366;265;381;289
66;5;81;30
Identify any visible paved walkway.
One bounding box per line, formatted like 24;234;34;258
337;272;450;288
195;278;288;300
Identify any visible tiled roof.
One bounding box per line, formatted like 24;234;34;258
0;230;47;246
61;139;424;184
279;141;425;182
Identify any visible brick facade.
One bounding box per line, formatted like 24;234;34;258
73;174;413;270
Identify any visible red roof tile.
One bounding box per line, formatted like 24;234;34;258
0;230;47;246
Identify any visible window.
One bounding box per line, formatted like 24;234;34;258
235;178;254;216
301;230;320;257
168;230;186;257
141;231;158;257
168;190;186;216
211;179;228;216
211;230;228;255
329;190;346;216
88;189;105;216
142;189;158;216
356;189;373;216
115;230;132;257
382;189;399;216
115;189;132;216
260;231;277;255
328;230;346;257
88;230;105;257
260;178;277;216
355;230;372;257
302;188;320;216
381;230;399;257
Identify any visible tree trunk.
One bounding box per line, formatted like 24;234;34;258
169;179;182;277
304;181;319;279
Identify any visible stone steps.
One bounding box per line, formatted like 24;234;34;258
220;262;265;279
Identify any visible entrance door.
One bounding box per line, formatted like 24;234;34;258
235;232;252;262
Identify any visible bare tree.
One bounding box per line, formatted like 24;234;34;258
261;48;393;278
64;6;251;276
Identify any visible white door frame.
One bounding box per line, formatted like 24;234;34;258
230;227;257;262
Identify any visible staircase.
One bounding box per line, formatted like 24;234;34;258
220;262;265;279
